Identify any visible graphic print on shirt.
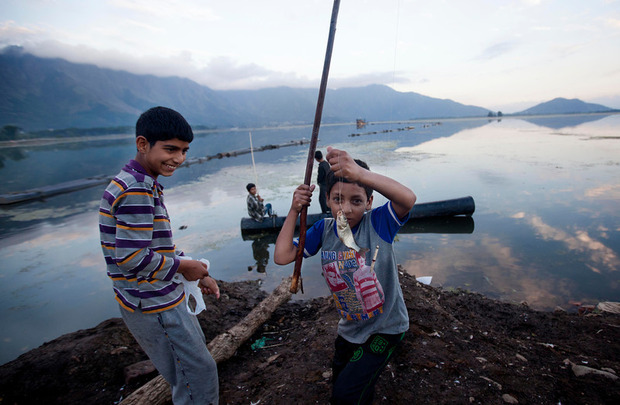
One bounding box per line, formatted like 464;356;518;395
321;248;385;321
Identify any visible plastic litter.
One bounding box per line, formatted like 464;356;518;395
174;257;210;315
251;336;273;350
417;276;432;285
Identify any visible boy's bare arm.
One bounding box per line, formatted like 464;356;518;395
326;147;416;218
177;259;210;281
274;184;315;265
199;276;220;298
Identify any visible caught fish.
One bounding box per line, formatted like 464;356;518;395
336;210;362;252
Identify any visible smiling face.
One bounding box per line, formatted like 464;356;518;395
328;181;373;228
135;136;189;179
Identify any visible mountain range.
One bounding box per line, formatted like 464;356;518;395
0;47;616;131
517;98;614;115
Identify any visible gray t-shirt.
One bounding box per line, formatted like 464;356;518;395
301;202;410;343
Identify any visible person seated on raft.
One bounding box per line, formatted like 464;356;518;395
246;182;275;222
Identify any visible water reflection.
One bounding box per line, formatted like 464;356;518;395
521;113;612;129
514;212;619;273
250;237;271;273
1;115;619;365
0;148;27;169
394;114;620;311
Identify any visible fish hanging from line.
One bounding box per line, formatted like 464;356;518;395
336;210;369;256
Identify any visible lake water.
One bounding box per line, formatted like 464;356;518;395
1;114;619;365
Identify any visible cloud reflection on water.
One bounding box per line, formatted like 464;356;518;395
399;233;564;310
514;212;619;273
396;114;620;310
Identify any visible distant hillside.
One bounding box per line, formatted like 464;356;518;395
1;47;490;131
0;47;246;130
516;97;615;115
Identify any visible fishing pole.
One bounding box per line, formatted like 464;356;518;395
249;131;259;188
290;0;341;294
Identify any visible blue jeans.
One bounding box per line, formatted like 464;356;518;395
264;203;273;216
120;304;219;404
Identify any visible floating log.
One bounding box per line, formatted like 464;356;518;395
241;215;474;242
182;139;310;167
240;196;475;235
410;196;475;219
120;277;294;405
398;215;474;235
0;139;310;206
0;174;112;205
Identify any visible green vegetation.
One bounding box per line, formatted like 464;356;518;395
0;125;21;141
1;124;217;141
0;125;134;141
29;126;134;138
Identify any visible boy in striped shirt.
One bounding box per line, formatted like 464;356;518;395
99;106;220;404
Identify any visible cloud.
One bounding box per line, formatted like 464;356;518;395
0;20;42;45
329;71;410;89
475;41;518;60
0;37;290;90
195;56;309;89
109;0;220;22
606;18;620;29
1;32;416;91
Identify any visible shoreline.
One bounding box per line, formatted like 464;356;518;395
2;272;619;404
2;112;617;149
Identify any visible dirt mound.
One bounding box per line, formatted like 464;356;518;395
1;272;619;404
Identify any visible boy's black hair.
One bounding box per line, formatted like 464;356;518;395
315;150;323;160
136;106;194;146
246;183;256;192
326;159;373;200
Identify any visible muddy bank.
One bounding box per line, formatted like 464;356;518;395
1;271;619;404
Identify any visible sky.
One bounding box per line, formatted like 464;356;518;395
1;0;619;113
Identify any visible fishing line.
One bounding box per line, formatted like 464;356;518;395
338;150;343;214
381;0;402;205
249;131;259;189
389;0;402;133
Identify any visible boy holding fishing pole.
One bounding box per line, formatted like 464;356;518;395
274;146;416;404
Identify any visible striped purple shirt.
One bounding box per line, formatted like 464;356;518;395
99;160;184;313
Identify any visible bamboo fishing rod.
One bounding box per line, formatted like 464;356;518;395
248;131;259;188
290;0;341;294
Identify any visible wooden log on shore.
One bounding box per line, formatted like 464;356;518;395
120;277;293;405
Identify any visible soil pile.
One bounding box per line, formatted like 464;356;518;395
1;271;619;404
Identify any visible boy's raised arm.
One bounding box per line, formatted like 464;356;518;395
274;184;315;265
326;147;416;218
